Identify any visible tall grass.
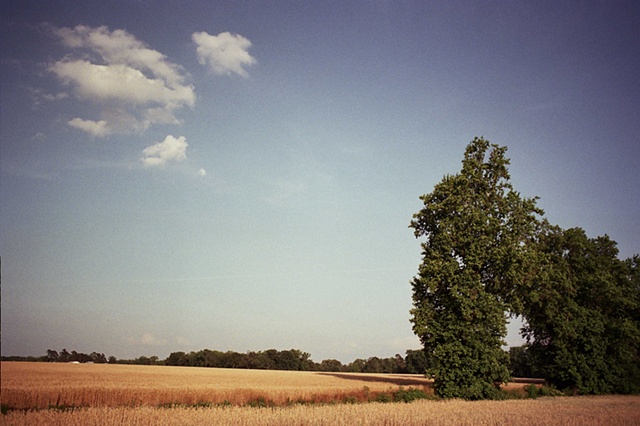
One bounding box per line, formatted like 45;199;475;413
3;396;640;425
1;362;433;409
3;362;640;424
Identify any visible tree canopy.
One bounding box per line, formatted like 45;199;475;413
410;136;639;398
523;227;640;394
410;137;543;399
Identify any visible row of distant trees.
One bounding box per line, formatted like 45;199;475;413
163;348;431;374
2;346;549;379
2;347;432;374
46;349;112;364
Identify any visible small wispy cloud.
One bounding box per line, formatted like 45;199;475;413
68;117;109;137
141;333;167;345
49;25;195;137
175;336;190;346
128;333;168;346
30;132;46;142
141;135;188;167
28;87;68;108
192;31;256;77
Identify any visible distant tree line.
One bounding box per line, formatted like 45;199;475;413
163;348;431;374
3;346;549;379
2;347;433;374
2;349;118;364
45;349;111;364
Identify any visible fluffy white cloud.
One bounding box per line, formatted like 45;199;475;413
192;31;256;77
55;25;187;87
142;135;188;167
51;60;193;106
197;168;207;176
49;25;195;136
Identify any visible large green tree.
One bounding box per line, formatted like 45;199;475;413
523;227;640;394
410;137;543;399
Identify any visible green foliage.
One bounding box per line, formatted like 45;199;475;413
164;348;312;370
404;349;433;374
373;392;393;403
15;349;111;364
370;387;430;403
539;385;563;397
523;384;539;399
523;384;562;399
392;387;430;403
508;346;542;378
523;228;640;394
317;359;344;372
162;348;412;373
343;396;358;404
410;137;543;399
0;355;47;362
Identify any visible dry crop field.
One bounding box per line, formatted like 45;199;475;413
2;362;640;425
3;396;640;425
0;361;433;408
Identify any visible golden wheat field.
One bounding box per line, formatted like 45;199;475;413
4;397;640;426
2;362;640;425
0;362;432;408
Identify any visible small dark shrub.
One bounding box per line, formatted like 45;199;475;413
524;384;539;399
393;387;429;403
539;385;562;397
247;397;274;408
373;392;393;403
524;384;561;398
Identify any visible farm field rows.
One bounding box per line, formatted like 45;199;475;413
2;362;640;425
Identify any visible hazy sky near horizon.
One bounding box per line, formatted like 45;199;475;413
1;1;639;363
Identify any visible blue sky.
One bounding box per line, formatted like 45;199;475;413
1;1;639;363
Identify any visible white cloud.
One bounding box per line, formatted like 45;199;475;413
28;87;68;107
128;333;168;346
142;135;188;167
197;168;207;176
31;132;46;142
50;60;192;106
49;25;195;137
68;117;110;137
192;31;256;77
55;25;186;86
42;92;68;101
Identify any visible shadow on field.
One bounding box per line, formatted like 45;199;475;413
319;373;433;387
